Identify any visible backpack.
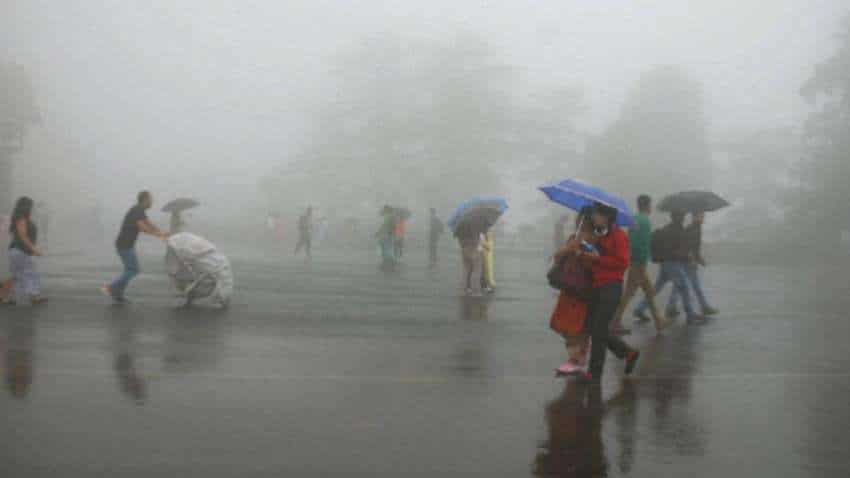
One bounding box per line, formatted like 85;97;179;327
650;225;671;263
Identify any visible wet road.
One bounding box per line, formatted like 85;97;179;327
2;243;849;477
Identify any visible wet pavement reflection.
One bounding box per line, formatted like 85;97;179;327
0;249;848;476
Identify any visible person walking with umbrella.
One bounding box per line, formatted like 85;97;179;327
101;191;168;304
447;198;508;296
579;203;640;384
633;211;702;323
652;191;727;319
666;211;718;317
294;206;313;259
539;180;639;383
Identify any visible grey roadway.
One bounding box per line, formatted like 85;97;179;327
1;242;848;477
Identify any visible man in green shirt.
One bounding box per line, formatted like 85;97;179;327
611;195;668;334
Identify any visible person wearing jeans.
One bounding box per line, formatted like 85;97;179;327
102;191;167;304
636;261;697;320
111;248;141;301
634;211;704;323
667;212;718;317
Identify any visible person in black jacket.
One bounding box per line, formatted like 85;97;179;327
666;211;718;317
634;211;704;323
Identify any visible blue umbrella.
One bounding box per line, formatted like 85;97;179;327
447;197;509;231
539;179;634;227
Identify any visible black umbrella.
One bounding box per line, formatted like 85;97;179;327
657;191;729;213
161;198;200;213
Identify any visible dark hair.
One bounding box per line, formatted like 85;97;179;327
9;196;34;233
575;206;593;227
671;211;686;224
637;195;652;211
593;202;619;225
137;191;151;204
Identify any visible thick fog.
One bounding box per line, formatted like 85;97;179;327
1;0;848;250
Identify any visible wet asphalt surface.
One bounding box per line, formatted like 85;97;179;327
1;242;849;477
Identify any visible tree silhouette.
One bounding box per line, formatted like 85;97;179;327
585;65;710;203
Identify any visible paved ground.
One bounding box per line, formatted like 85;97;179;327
1;242;849;477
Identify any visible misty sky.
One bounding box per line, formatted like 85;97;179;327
1;0;846;217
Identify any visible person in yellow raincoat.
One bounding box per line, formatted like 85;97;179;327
480;230;496;293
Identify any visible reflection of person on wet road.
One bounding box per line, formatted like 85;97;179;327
3;317;35;398
294;206;313;258
580;203;639;384
533;384;632;477
114;352;146;404
109;309;147;404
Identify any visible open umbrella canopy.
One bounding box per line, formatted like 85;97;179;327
161;198;200;213
657;191;730;213
447;197;508;232
539;179;634;227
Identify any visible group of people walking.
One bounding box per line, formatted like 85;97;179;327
4;188;716;386
549;195;717;384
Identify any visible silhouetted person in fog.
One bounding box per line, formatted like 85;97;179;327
455;222;483;296
428;208;444;267
294;206;313;258
667;211;718;317
101;191;168;304
5;196;47;305
634;211;704;323
376;206;397;268
393;213;407;259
